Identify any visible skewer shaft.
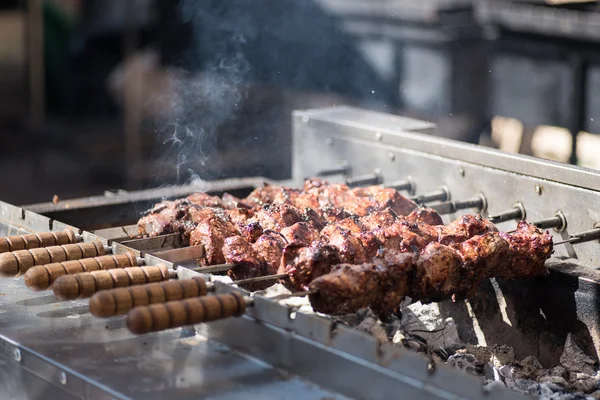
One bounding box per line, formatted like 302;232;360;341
554;228;600;246
345;172;382;187
488;204;525;224
410;188;449;204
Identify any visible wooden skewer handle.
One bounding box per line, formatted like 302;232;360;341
52;265;170;300
0;230;77;254
0;241;105;277
90;277;209;318
24;253;139;291
126;292;247;335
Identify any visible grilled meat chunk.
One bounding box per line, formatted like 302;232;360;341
406;208;444;226
222;236;273;291
252;232;287;275
436;214;497;245
280;222;319;246
279;242;341;291
189;208;239;265
137;200;189;236
499;220;553;279
248;202;307;232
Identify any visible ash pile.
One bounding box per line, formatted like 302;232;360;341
265;284;600;400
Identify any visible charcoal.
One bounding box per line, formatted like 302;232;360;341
355;317;388;344
447;353;480;374
560;334;597;376
570;379;598;395
514;378;540;394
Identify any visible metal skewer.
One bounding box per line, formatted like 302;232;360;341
488;203;526;224
409;187;450;204
553;228;600;246
429;194;486;215
312;162;351;178
384;177;414;193
345;171;382;187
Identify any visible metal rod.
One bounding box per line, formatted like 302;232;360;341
384;178;414;193
188;263;237;274
345;172;382;187
268;289;316;301
409;188;449;204
488;203;526;224
429;194;486;215
313;163;351;178
234;273;288;285
534;212;567;232
554;228;600;246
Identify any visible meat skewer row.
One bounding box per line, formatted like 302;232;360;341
222;210;496;291
89;272;287;318
125;221;553;335
138;179;420;239
180;204;441;268
308;220;553;316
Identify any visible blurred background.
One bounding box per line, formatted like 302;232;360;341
1;0;600;205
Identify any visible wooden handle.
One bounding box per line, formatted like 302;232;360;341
0;241;105;277
126;292;247;335
90;277;209;318
24;253;138;291
0;230;77;254
52;265;170;300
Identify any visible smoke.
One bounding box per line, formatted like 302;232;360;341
152;0;252;186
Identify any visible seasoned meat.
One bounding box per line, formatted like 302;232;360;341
279;242;341;291
436;214;497;245
221;192;253;209
351;186;418;216
248;202;306;232
499;221;552;279
189;209;239;265
222;236;272;291
308;263;382;315
359;209;398;231
309;252;414;316
137;200;188;236
186;193;224;208
280;222;319;246
452;232;510;299
236;221;264;243
410;242;463;303
320;225;368;264
226;207;254;226
406;208;444;226
253;233;286;275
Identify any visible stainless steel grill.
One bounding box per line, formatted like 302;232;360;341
1;106;599;399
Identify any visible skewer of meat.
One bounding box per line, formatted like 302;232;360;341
307;221;553;316
222;210;497;291
137;179;419;238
